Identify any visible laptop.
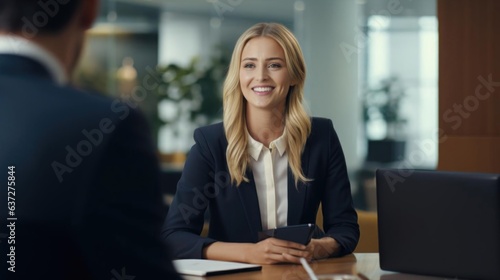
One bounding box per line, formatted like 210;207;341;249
376;169;500;280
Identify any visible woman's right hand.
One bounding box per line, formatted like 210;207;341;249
244;238;310;264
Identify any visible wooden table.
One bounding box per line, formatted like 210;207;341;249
182;253;450;280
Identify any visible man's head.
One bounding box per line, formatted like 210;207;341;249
0;0;99;77
0;0;84;35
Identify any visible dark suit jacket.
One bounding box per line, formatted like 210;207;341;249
0;54;180;279
162;118;359;259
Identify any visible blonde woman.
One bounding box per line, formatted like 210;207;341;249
163;23;359;264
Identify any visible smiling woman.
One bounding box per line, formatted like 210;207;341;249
224;23;310;188
162;22;359;265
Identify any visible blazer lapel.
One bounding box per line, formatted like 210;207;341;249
237;170;263;242
287;143;311;225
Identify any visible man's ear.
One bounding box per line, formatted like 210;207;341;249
80;0;100;30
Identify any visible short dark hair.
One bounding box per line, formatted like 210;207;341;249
0;0;82;34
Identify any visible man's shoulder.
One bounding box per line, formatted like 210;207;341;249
53;86;142;124
61;87;116;109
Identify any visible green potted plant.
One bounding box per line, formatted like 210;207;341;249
153;55;226;163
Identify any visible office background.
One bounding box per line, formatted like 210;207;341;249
73;0;499;214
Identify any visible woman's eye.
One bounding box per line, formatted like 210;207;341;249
243;63;255;68
269;63;282;68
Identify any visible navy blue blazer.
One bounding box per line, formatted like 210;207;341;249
162;118;359;259
0;54;180;280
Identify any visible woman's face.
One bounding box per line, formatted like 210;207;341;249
239;36;293;114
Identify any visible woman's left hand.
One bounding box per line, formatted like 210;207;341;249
301;237;341;261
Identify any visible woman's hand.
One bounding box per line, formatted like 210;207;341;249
244;236;341;264
204;237;341;265
302;237;341;261
244;238;309;264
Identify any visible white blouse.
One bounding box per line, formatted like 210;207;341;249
247;131;288;230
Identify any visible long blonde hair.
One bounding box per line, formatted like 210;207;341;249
223;22;311;186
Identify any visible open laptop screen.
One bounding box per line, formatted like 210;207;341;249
376;169;500;280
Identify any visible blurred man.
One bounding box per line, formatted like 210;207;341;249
0;1;180;279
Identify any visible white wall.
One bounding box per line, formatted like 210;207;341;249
158;12;220;68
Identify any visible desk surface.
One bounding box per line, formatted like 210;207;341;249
184;253;449;280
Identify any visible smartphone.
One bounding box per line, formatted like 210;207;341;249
258;223;316;245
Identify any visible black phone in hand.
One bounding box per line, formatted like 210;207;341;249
258;223;316;245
